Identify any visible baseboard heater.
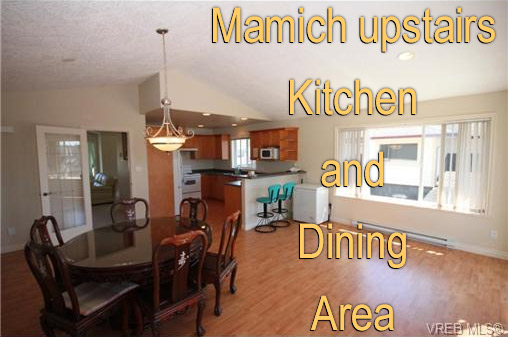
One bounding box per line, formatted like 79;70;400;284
352;220;449;247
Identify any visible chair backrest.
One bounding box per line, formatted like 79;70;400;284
30;216;64;247
180;198;208;222
152;231;208;310
216;211;241;274
267;184;281;203
280;182;297;201
24;241;80;321
110;198;149;223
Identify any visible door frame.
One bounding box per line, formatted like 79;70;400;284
36;125;94;242
86;128;134;201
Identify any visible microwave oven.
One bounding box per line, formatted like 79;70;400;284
260;147;280;160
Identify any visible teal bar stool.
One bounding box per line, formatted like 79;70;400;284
272;182;297;227
255;184;281;233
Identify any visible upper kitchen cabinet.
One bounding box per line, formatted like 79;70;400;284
181;134;230;160
250;127;298;161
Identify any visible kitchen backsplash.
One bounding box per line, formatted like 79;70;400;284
181;150;295;173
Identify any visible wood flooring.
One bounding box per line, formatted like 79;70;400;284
2;199;507;336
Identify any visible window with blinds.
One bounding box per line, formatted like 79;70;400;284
336;119;491;214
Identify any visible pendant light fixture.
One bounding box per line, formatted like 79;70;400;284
145;28;193;152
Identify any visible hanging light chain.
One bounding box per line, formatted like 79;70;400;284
144;28;194;146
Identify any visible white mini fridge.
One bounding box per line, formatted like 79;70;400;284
293;184;329;224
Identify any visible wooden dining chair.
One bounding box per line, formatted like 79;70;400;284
180;198;208;222
111;197;149;223
203;210;241;316
140;230;208;337
30;216;64;247
24;241;141;337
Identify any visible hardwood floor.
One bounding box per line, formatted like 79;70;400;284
2;198;507;336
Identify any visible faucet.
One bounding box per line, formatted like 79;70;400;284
234;165;241;174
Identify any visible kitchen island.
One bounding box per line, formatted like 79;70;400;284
193;169;306;230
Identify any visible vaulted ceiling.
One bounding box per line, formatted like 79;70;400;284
2;1;506;120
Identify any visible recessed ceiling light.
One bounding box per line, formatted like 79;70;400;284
202;113;211;116
240;117;248;121
197;124;204;128
398;51;415;61
62;58;76;63
231;123;238;127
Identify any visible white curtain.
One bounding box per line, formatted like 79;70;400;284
440;120;490;213
337;129;364;197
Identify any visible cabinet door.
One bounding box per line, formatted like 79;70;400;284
279;129;298;161
250;132;261;160
181;136;197;149
270;130;280;146
259;131;271;148
220;134;230;160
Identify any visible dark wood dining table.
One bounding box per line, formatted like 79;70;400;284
58;216;212;285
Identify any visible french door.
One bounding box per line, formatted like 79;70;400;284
36;125;93;242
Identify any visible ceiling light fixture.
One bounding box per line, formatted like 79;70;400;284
240;117;248;121
198;125;204;128
202;113;211;116
145;29;193;152
398;51;415;61
232;123;238;127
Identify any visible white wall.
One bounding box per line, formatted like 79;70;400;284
1;85;149;252
139;70;269;120
221;91;508;258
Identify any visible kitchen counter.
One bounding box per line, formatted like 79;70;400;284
192;168;306;179
225;180;242;187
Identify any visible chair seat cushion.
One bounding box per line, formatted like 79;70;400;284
256;197;272;204
63;282;138;316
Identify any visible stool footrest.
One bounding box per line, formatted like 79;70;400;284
271;219;291;227
255;224;277;233
272;208;289;214
256;211;274;218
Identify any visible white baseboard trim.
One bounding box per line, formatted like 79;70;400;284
1;243;25;254
329;217;353;226
451;242;508;260
328;215;508;261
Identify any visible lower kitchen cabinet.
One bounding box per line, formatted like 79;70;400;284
224;183;242;216
201;174;236;201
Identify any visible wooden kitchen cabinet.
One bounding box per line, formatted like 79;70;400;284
191;134;230;160
250;132;261;160
180;136;198;149
249;127;298;161
201;174;236;201
224;183;242;216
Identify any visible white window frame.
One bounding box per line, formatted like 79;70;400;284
231;138;256;169
333;113;495;217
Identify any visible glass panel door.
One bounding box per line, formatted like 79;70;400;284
36;126;93;242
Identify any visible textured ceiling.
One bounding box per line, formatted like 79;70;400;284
2;1;507;119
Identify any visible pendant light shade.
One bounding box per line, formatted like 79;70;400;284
145;28;193;152
148;136;185;152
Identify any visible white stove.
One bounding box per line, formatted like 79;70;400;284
182;166;201;199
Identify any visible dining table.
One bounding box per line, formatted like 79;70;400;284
58;216;212;285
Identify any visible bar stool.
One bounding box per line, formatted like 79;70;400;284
255;184;281;233
272;182;296;227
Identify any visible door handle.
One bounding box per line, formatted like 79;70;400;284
42;192;52;196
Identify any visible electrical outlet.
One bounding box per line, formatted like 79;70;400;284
490;230;498;239
7;227;16;236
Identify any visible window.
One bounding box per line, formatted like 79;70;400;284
336;119;491;214
231;138;255;169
